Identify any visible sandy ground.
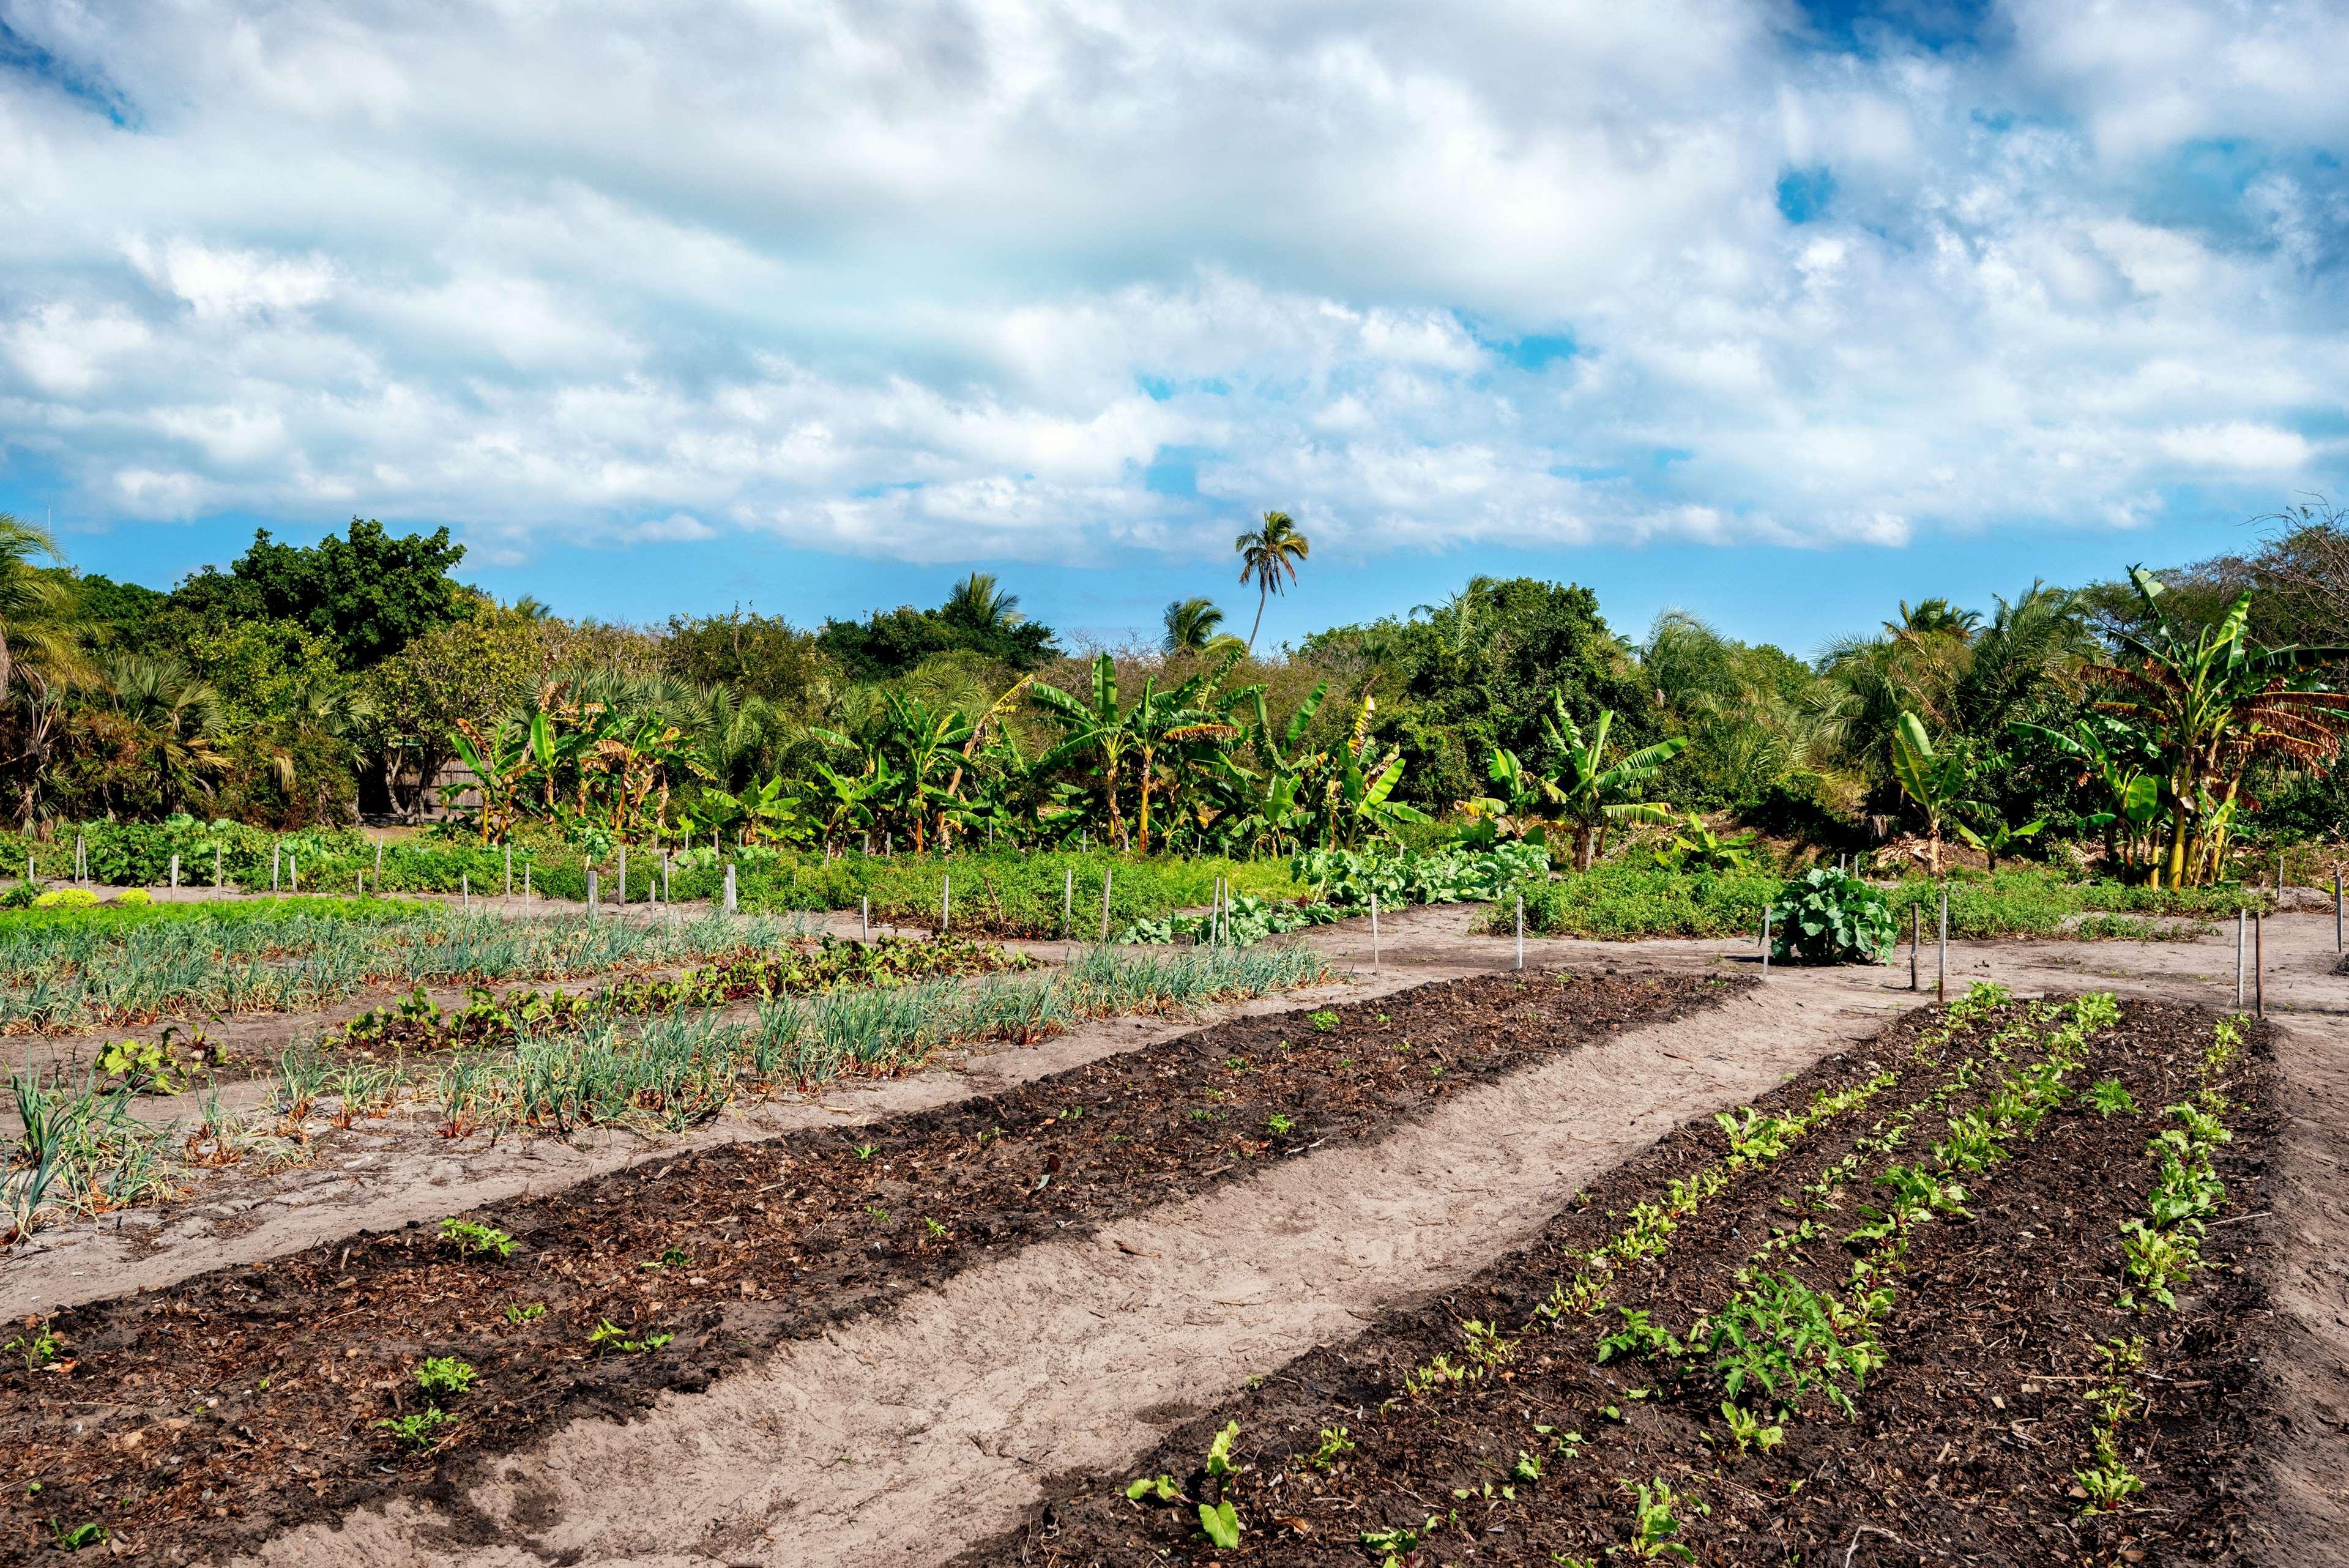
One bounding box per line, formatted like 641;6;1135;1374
18;901;2349;1564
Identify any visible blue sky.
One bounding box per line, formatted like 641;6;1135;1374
4;0;2348;658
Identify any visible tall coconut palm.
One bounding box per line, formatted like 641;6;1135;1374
1162;597;1226;655
943;571;1022;634
1234;510;1309;653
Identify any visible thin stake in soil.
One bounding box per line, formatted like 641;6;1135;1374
587;869;598;918
2236;908;2246;1008
724;863;737;915
1370;893;1380;971
1063;868;1074;940
2254;909;2265;1017
1101;869;1113;943
619;844;627;907
1760;902;1770;976
1910;903;1919;991
941;874;950;937
170;853;178;896
860;895;869;942
1937;883;1948;1003
2336;869;2342;952
505;843;512;896
1516;893;1525;970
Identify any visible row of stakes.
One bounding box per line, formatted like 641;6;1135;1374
56;832;2349;1016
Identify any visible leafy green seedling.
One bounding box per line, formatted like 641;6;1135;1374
854;1143;878;1159
376;1408;459;1449
49;1521;107;1552
1309;1425;1354;1469
5;1325;62;1372
1198;1499;1242;1548
1266;1112;1295;1135
1308;1009;1339;1032
641;1246;692;1270
438;1217;516;1258
503;1302;546;1325
1125;1474;1181;1503
588;1320;674;1354
414;1357;475;1400
2086;1080;2139;1118
1204;1419;1240;1477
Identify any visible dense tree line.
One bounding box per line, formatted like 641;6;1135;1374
4;504;2345;883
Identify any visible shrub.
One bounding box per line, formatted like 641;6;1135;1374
1489;860;1776;940
1768;868;1895;965
33;889;100;910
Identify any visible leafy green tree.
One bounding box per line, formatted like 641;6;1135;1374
663;608;835;710
364;609;544;820
165;518;469;669
1235;510;1309;652
818;578;1059;679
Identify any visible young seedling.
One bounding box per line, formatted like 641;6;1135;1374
854;1143;878;1160
48;1520;107;1553
438;1217;516;1258
2075;1430;2144;1512
1124;1474;1181;1503
4;1323;62;1372
641;1246;692;1270
1619;1477;1700;1561
1265;1112;1295;1135
923;1217;948;1239
1308;1009;1339;1032
1596;1307;1683;1364
414;1356;476;1400
503;1302;546;1325
1714;1401;1784;1458
2086;1079;2139;1117
376;1408;459;1450
1309;1425;1355;1469
588;1320;674;1354
1203;1419;1240;1477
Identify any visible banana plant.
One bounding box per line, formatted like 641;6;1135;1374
1308;696;1431;849
1889;710;1973;875
1031;654;1136;846
1209;679;1329;854
1653;812;1759;872
1539;693;1687;871
694;775;806;849
2094;567;2349;886
2009;715;2160;874
445;718;530;844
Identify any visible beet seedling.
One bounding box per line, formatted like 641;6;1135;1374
1308;1009;1339;1032
588;1320;674;1354
1618;1477;1701;1562
2086;1080;2138;1117
1309;1425;1354;1468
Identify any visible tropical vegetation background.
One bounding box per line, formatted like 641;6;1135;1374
6;499;2347;896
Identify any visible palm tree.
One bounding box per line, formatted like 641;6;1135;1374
1162;597;1226;655
943;571;1022;634
102;653;230;815
0;515;92;825
1234;510;1309;653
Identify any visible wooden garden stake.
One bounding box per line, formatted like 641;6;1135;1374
1910;904;1919;991
941;874;950;936
1760;904;1770;976
272;844;280;892
462;872;469;907
505;844;512;896
2235;908;2246;1008
1515;894;1524;971
524;864;531;904
376;841;384;879
724;863;737;913
587;869;598;918
618;844;627;906
2336;868;2342;951
1100;868;1113;943
289;856;297;894
2254;910;2265;1017
1063;868;1074;939
170;853;179;894
663;855;671;905
861;895;869;941
214;845;221;886
1937;885;1948;1003
1370;894;1380;972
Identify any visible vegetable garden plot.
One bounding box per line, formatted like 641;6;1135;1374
0;908;816;1036
0;968;1738;1566
973;990;2274;1567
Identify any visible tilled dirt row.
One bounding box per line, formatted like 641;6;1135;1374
962;995;2274;1568
0;968;1740;1566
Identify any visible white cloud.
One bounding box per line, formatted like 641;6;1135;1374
0;0;2343;570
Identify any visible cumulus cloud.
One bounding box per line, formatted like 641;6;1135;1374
0;0;2345;568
